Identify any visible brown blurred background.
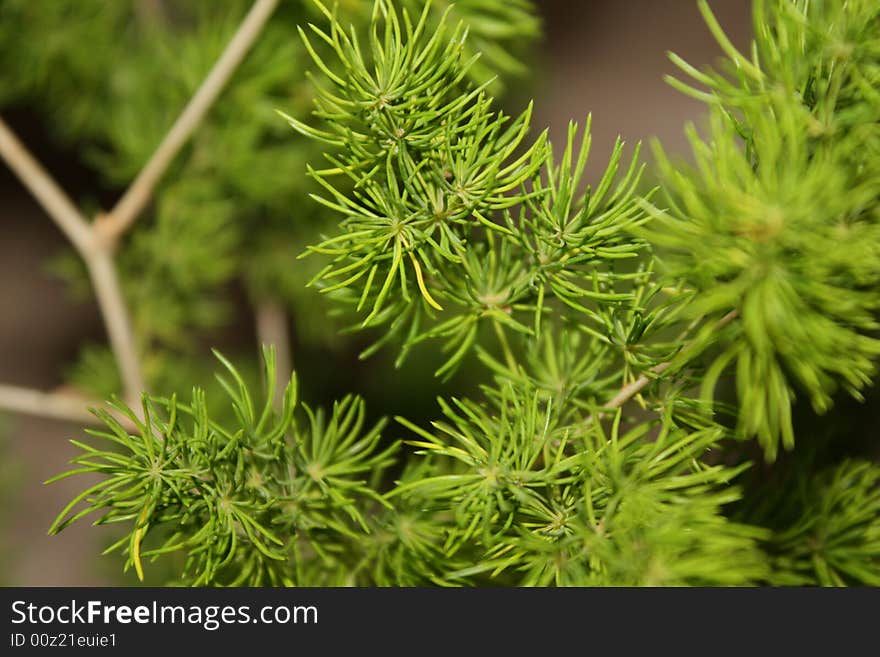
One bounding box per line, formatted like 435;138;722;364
0;0;750;585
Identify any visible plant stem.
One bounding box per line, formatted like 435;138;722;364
98;0;280;243
0;119;92;255
255;298;292;410
590;308;740;422
86;250;144;403
602;360;673;411
0;384;135;430
0;0;280;427
0;116;145;404
492;318;517;372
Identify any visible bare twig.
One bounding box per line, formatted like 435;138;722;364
588;309;741;425
0;0;280;429
602;361;674;411
0;116;145;402
86;250;144;402
0;119;93;255
0;384;136;431
255;298;292;409
99;0;280;243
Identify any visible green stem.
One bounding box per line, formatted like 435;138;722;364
492;318;517;372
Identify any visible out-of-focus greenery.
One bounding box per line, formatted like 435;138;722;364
650;0;880;459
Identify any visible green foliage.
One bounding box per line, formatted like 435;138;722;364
764;460;880;586
651;0;880;459
396;394;769;586
48;349;397;586
0;0;540;393
29;0;880;587
63;344;122;401
285;0;649;380
0;1;132;140
125;177;242;347
50;351;768;586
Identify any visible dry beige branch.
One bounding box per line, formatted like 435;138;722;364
0;119;93;256
0;0;280;428
0;384;136;431
99;0;280;243
0;116;145;401
86;249;144;402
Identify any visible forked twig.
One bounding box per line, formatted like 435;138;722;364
0;118;144;400
0;0;279;427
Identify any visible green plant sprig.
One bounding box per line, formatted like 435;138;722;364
286;0;657;387
48;348;398;586
646;0;880;459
